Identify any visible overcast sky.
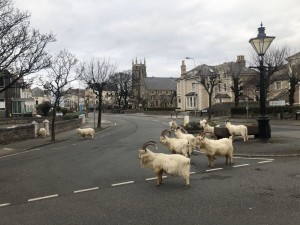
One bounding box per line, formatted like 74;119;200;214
13;0;300;80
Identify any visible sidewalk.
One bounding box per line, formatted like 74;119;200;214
0;116;111;158
1;113;300;158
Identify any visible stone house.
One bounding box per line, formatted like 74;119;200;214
176;55;258;112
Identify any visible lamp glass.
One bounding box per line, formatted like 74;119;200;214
249;36;275;56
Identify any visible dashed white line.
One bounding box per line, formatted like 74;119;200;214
74;187;99;194
28;194;58;202
258;161;273;164
146;176;167;181
234;156;274;161
233;164;250;168
190;171;196;174
206;168;223;172
111;181;134;187
0;203;10;207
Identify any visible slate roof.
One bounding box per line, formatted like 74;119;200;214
31;87;44;97
144;77;177;91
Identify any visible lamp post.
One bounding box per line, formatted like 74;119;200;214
249;23;275;141
185;57;195;68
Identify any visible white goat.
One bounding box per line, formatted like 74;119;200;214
38;128;47;138
225;121;248;142
199;119;219;135
159;130;192;158
169;119;178;131
174;126;197;151
76;127;95;139
138;141;190;188
196;132;234;168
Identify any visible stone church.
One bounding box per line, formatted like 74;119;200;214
131;58;177;109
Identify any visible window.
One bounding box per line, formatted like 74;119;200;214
276;81;282;90
192;83;196;92
218;84;221;92
186;96;196;108
224;83;227;92
0;77;4;87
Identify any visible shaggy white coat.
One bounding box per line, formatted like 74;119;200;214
196;135;233;168
138;148;190;188
225;121;248;142
76;127;95;139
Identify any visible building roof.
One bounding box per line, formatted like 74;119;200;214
144;77;177;91
185;92;197;96
214;93;231;99
269;91;289;102
31;87;44;97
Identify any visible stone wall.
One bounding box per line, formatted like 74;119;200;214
0;125;35;144
0;118;82;144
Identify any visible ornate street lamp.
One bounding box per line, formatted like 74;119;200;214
249;23;275;141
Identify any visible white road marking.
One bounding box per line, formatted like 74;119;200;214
0;148;41;159
28;194;58;202
152;120;160;122
146;176;167;181
111;181;134;187
206;168;223;172
234;156;274;161
3;148;13;151
0;203;10;207
233;164;250;168
51;146;68;150
258;161;273;164
190;171;196;174
74;187;99;194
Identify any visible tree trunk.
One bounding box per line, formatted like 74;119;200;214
208;93;212;121
51;100;59;141
97;90;103;128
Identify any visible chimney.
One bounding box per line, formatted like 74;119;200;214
181;60;186;78
236;55;246;67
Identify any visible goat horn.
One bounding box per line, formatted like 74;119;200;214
180;125;188;134
200;131;214;137
142;141;157;151
161;129;171;137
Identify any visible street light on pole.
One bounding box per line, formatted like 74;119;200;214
249;23;275;141
185;57;195;68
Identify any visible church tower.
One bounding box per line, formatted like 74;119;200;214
132;58;147;108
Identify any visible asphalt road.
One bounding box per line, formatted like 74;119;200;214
0;114;299;225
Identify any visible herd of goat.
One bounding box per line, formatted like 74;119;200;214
38;118;249;189
139;119;249;188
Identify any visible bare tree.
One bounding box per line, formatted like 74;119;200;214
0;0;55;93
39;49;77;141
228;62;243;107
249;45;290;100
76;58;116;128
109;70;132;109
196;65;221;121
287;56;300;106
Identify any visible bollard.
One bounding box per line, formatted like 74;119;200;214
31;121;39;138
43;119;50;136
184;115;189;126
79;114;86;124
